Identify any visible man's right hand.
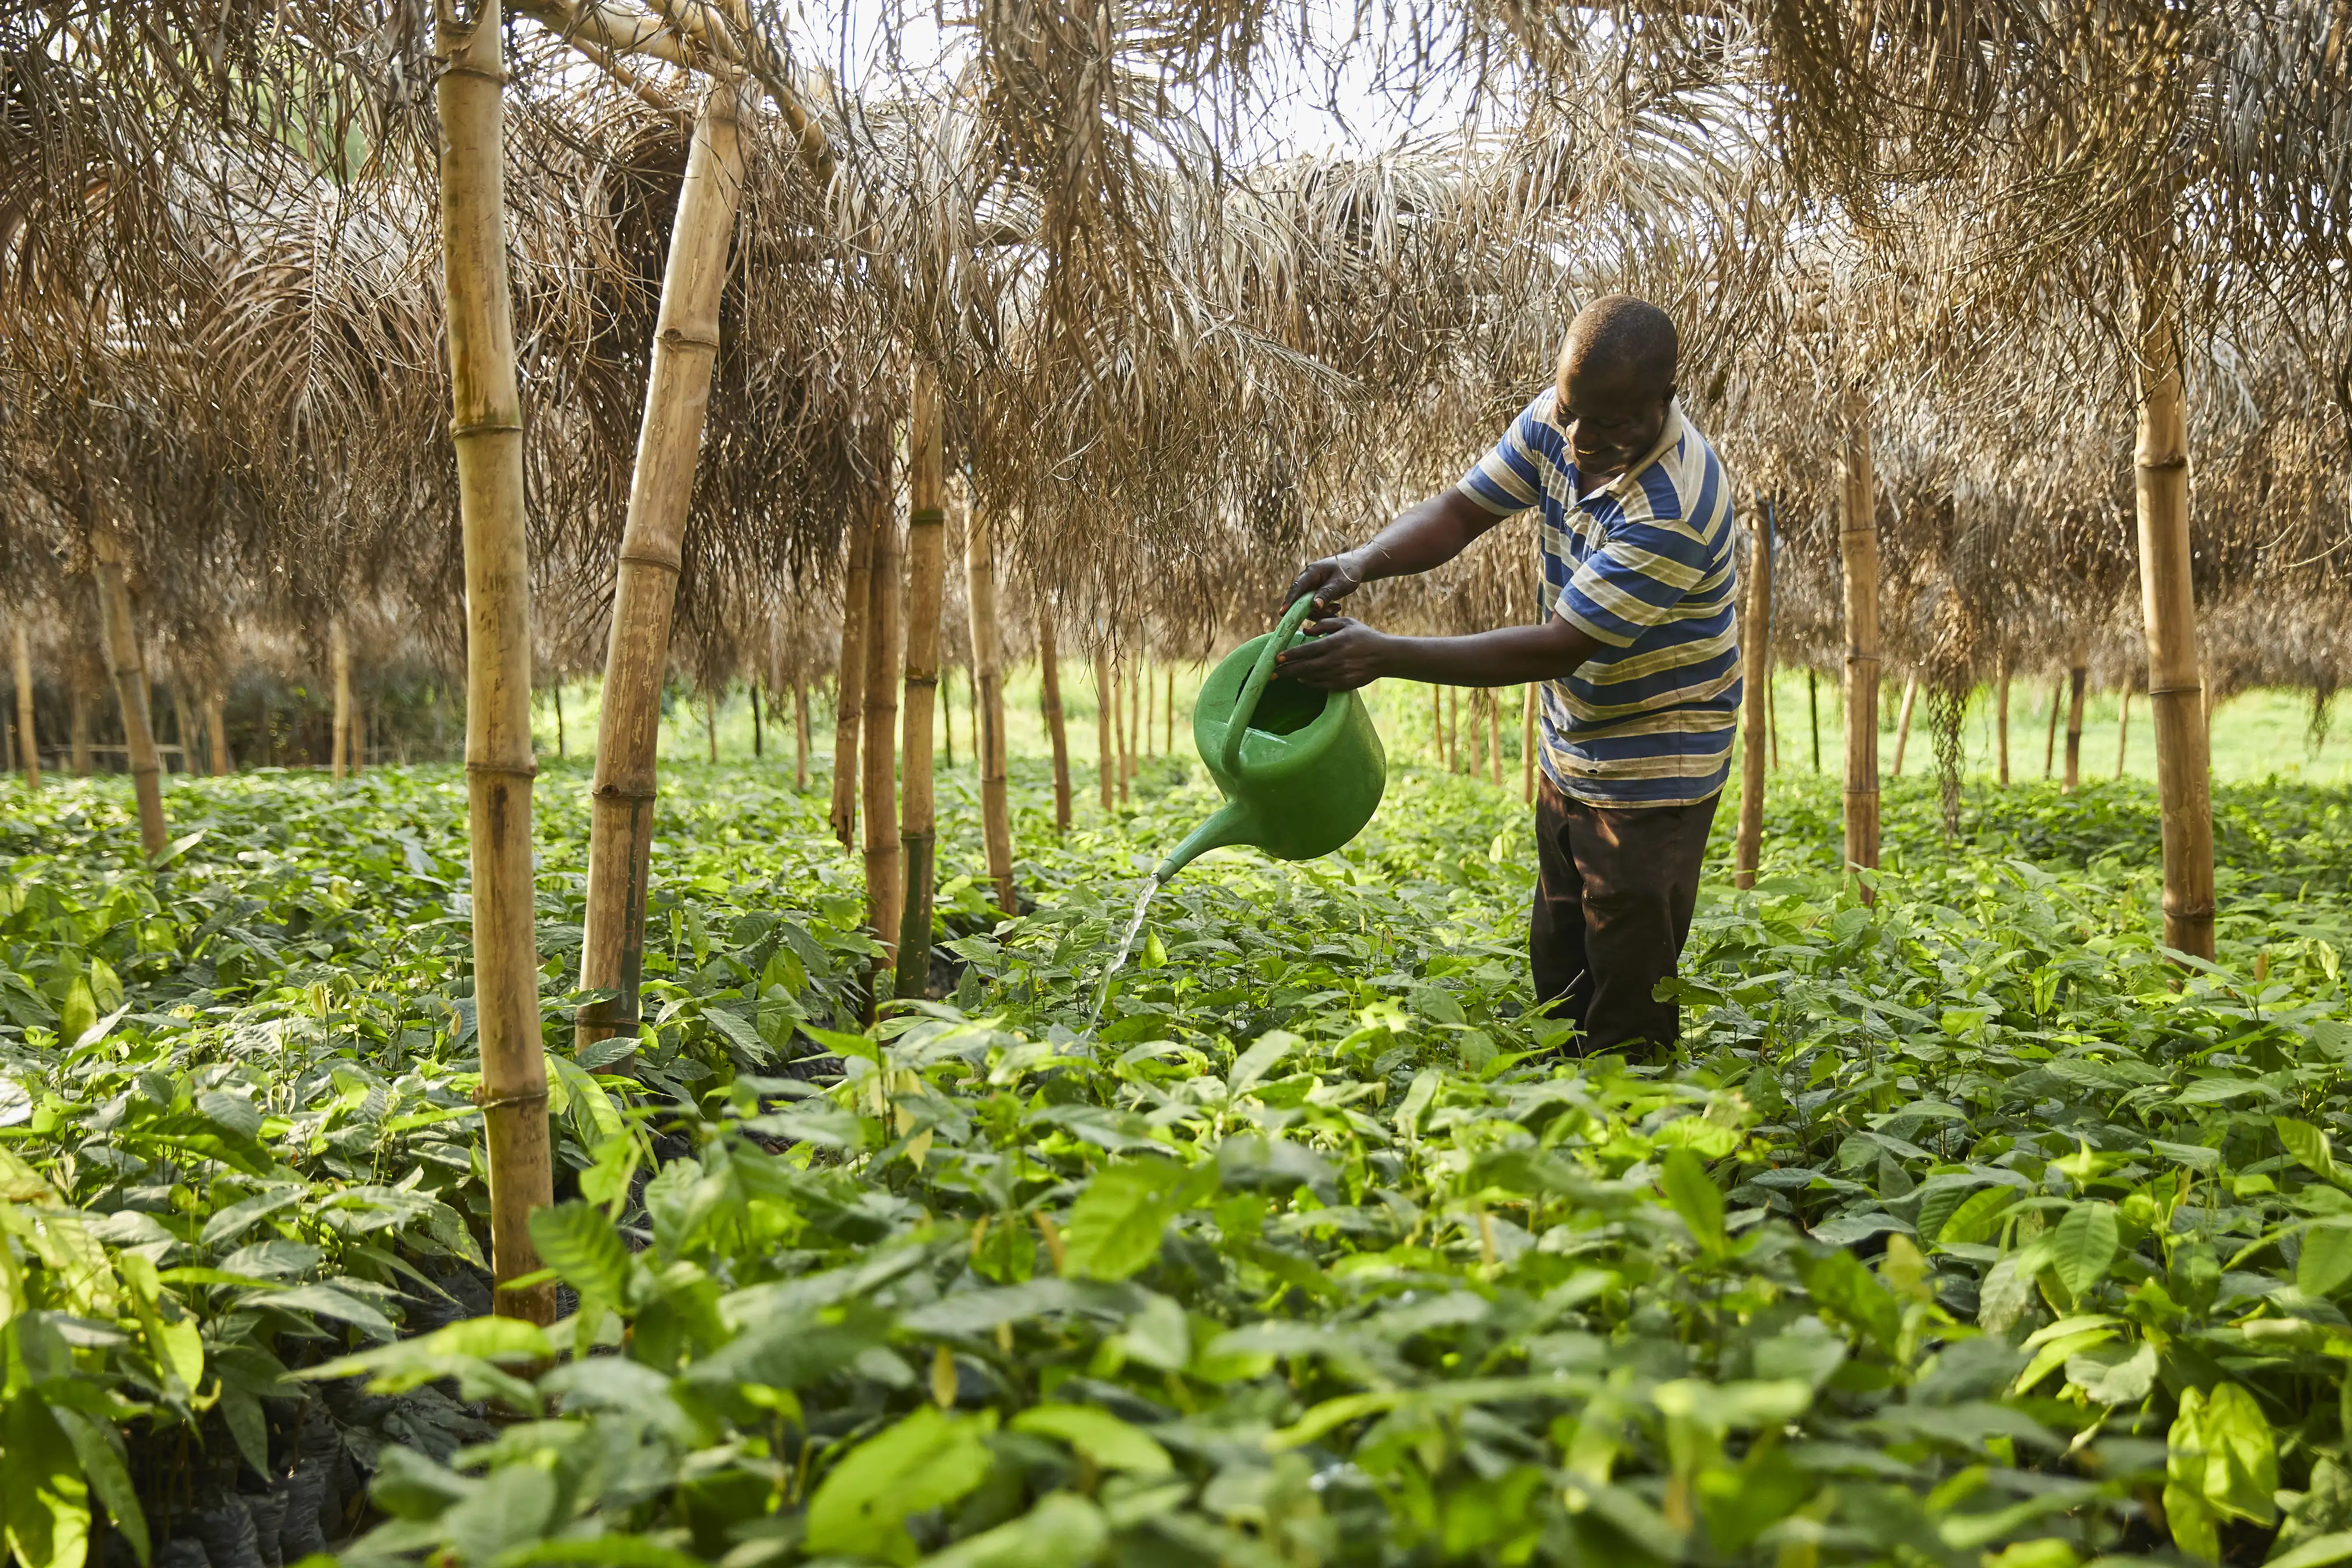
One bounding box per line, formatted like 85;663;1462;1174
1282;552;1368;617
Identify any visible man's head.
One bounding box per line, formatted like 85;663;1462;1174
1554;295;1679;484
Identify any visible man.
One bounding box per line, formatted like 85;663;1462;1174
1276;294;1739;1056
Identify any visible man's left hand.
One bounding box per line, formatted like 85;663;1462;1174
1275;617;1388;690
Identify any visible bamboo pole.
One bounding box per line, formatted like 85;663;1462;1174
434;0;551;1325
1429;684;1444;764
69;666;90;775
1164;667;1174;755
940;664;955;770
1114;662;1132;804
12;625;37;789
2131;247;2216;959
1889;673;1918;778
862;457;904;969
1838;393;1881;890
2116;687;2133;778
793;680;810;791
1093;648;1114;812
577;79;750;1055
1734;504;1773;889
967;500;1015;914
1124;649;1140;787
330;618;352;783
895;366;947;999
750;681;762;758
91;539;168;855
1806;668;1819;772
1767;667;1779;770
704;692;718;761
830;515;873;848
1477;691;1496;790
552;682;566;759
2044;677;2062;779
1446;687;1460;772
171;685;195;776
2064;645;2088;792
1522;683;1537;803
205;691;228;776
1994;647;2011;785
1039;611;1071;832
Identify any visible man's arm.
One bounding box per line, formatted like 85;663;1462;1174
1282;488;1508;614
1276;612;1602;691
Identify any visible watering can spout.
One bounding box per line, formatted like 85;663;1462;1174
1152;799;1255;883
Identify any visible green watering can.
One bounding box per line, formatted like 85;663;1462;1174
1152;595;1388;883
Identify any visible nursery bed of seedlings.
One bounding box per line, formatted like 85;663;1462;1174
6;760;2352;1568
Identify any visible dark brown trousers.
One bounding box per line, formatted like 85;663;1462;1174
1531;777;1720;1055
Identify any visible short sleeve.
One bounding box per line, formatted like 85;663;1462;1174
1555;514;1714;648
1455;390;1557;517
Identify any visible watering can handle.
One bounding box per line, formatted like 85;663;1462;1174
1219;594;1321;775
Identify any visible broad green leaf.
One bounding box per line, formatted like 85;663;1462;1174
918;1493;1108;1568
1793;1248;1902;1352
803;1406;996;1564
1059;1158;1214;1282
3;1393;91;1568
1010;1405;1174;1472
2305;1223;2352;1297
1659;1148;1727;1258
1932;1186;2018;1249
2051;1202;2120;1298
528;1201;632;1308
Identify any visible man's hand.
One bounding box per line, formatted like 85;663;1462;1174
1275;617;1388;691
1281;552;1369;617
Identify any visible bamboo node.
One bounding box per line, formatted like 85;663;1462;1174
473;1086;550;1112
2147;684;2203;697
2138;454;2190;473
905;674;940;689
909;508;947;527
616;550;684;573
450;418;524;438
464;760;540;779
656;328;722;352
436;64;510;85
591;783;659;801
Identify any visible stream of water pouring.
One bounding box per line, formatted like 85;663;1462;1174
1091;875;1162;1023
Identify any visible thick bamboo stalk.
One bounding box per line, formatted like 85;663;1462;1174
1838;394;1881;888
1477;686;1496;790
330;618;352;784
1093;648;1114;811
1734;506;1773;889
830;514;873;848
2132;251;2216;959
1039;611;1071;831
576;80;748;1054
2064;647;2088;792
793;681;810;791
1890;674;1918;778
205;691;229;776
896;366;947;999
863;465;904;967
433;0;552;1324
69;671;90;775
2116;687;2133;778
1806;668;1819;773
1995;648;2011;785
2045;678;2062;778
967;502;1015;914
1522;683;1537;803
92;541;168;855
12;624;38;789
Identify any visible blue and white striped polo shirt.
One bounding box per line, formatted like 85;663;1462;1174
1458;390;1741;808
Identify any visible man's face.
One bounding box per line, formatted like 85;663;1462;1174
1556;352;1672;483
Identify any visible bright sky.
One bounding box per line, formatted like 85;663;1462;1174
796;0;1496;163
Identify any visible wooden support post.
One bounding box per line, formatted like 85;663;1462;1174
793;680;810;791
2064;646;2088;792
1995;647;2011;786
552;682;565;760
69;670;90;776
830;514;873;848
1430;684;1444;765
330;618;352;783
1486;687;1503;788
1094;647;1114;813
862;466;903;968
896;364;946;998
2132;245;2216;958
1163;667;1174;755
11;624;38;789
434;0;552;1324
1734;503;1773;889
205;690;229;776
1446;687;1460;772
2045;676;2062;779
577;79;750;1055
1113;661;1132;803
705;691;718;762
750;681;762;759
1522;683;1538;803
1039;611;1072;832
1890;673;1918;778
91;539;168;855
1838;393;1881;890
2117;686;2133;779
967;500;1015;914
1807;668;1819;774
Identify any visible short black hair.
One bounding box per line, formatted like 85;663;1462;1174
1558;295;1678;393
